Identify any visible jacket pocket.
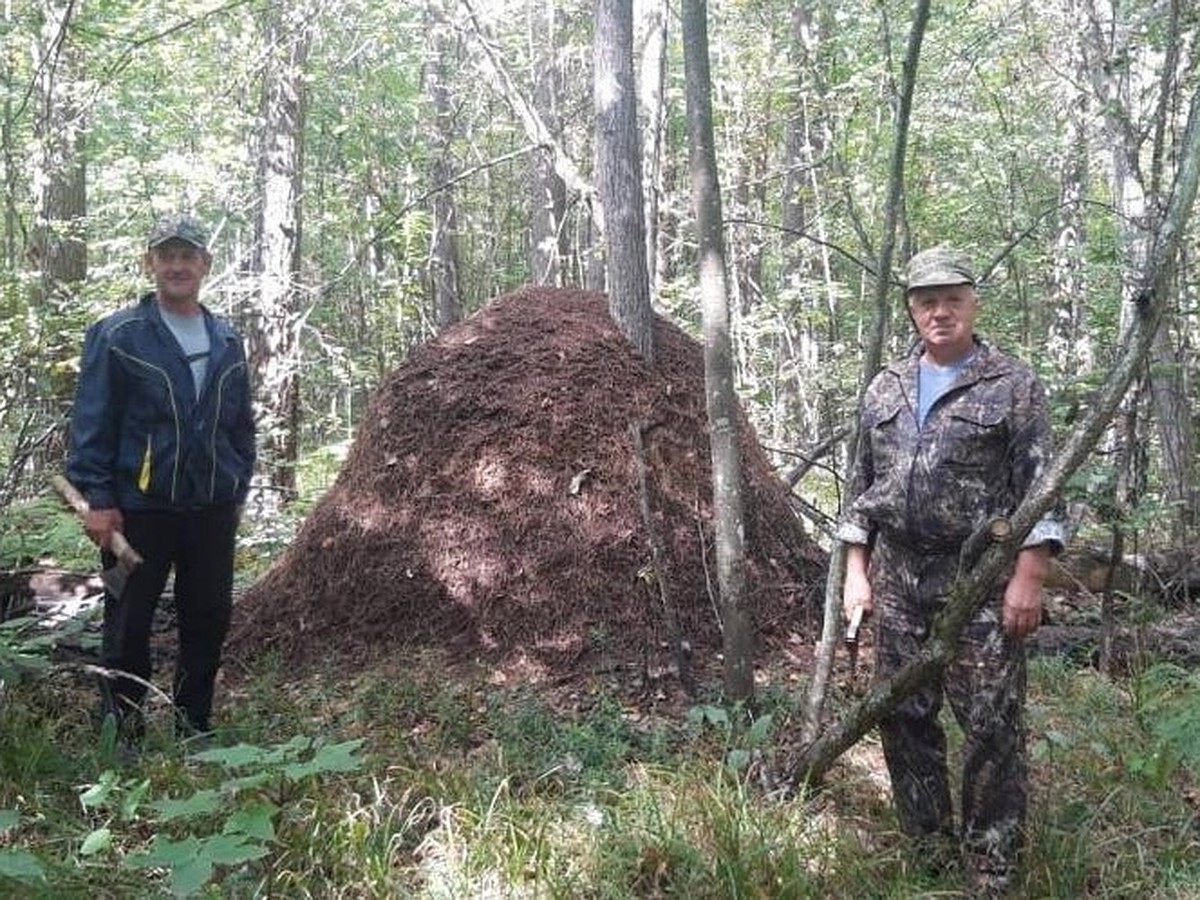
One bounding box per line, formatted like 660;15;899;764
944;409;1008;474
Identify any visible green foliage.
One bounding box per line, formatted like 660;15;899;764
0;494;95;570
0;649;1197;897
73;736;365;897
0;612;93;689
685;702;776;773
1024;659;1200;896
487;689;648;789
1130;663;1200;785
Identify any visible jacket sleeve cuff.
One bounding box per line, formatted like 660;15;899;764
836;521;872;546
1022;518;1066;554
87;489;116;509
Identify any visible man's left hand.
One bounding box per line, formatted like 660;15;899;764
1002;545;1051;638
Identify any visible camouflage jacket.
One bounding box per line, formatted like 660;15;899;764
836;338;1065;551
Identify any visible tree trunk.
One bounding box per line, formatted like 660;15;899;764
780;2;828;443
636;0;668;302
250;2;310;504
426;9;463;328
594;0;653;361
1085;0;1197;540
681;0;752;703
1047;6;1092;381
529;0;567;287
31;0;87;304
801;0;930;745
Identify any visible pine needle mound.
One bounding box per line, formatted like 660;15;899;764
230;287;824;683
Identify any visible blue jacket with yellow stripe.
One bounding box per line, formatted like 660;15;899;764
68;293;257;512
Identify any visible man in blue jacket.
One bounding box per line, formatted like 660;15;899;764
68;213;256;744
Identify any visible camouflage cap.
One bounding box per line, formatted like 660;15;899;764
905;246;976;291
147;213;209;251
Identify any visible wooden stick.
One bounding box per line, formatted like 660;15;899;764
50;474;144;569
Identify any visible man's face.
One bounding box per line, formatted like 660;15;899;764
906;284;979;361
144;240;211;305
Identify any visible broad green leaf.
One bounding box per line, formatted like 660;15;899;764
80;827;113;856
0;809;18;831
127;834;203;868
190;743;269;768
168;855;214;898
747;714;774;746
0;847;46;881
220;772;275;793
223;802;277;842
79;770;121;809
151;789;222;822
198;832;270;865
282;739;364;779
725;748;750;771
120;778;152;821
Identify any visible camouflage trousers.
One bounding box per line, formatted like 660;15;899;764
871;534;1028;891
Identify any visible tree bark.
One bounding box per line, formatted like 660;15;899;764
31;0;87;304
426;8;463;328
1084;0;1197;539
250;1;310;504
595;0;653;361
528;0;568;287
681;0;752;703
636;0;668;303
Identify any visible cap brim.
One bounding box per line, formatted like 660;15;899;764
907;273;974;290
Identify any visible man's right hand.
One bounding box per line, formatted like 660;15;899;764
83;507;124;551
843;542;874;623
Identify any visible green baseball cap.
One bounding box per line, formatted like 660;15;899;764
905;246;976;291
147;213;209;251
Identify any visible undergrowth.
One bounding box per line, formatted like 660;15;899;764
1;638;1198;898
1;491;1197;897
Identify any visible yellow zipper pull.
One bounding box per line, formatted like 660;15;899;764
138;435;153;492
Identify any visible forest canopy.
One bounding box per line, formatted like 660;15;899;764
3;0;1198;554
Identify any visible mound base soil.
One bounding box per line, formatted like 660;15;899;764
229;287;826;688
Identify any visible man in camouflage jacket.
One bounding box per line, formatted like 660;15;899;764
837;246;1064;896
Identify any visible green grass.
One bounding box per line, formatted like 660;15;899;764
2;646;1197;898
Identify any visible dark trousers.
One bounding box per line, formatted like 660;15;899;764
99;504;237;734
871;536;1028;877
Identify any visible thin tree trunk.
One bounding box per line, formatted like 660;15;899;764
1085;0;1196;539
32;0;87;303
528;0;567;287
780;3;824;442
637;0;668;303
801;0;930;745
681;0;752;703
426;8;463;328
1048;7;1092;380
595;0;653;361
